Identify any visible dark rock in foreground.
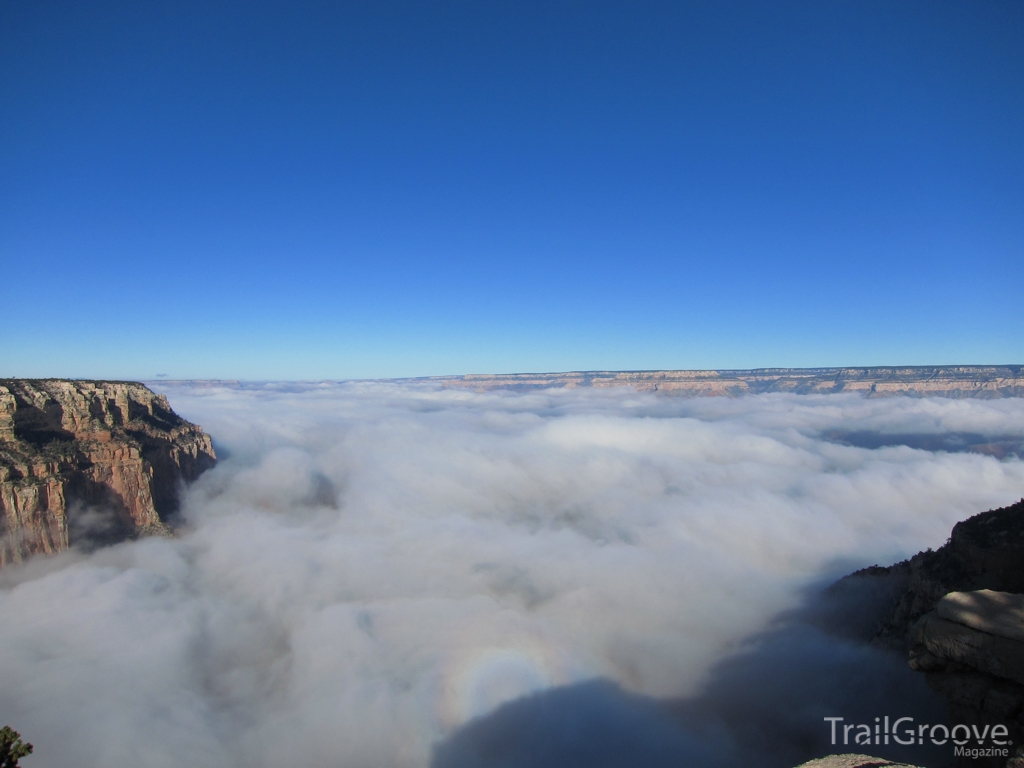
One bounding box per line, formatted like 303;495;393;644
795;756;922;768
843;499;1024;768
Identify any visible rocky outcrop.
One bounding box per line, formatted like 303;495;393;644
935;591;1024;643
415;366;1024;398
794;756;922;768
0;380;216;566
911;596;1024;685
860;500;1024;649
843;500;1024;767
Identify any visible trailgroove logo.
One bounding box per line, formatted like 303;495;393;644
825;717;1012;759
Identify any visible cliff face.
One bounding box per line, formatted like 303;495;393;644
0;380;216;566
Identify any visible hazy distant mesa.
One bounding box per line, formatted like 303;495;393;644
158;366;1024;398
427;365;1024;397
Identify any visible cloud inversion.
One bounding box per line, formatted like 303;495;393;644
2;383;1022;767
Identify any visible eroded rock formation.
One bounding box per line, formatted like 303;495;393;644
0;379;216;566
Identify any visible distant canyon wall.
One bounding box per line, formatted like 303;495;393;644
421;366;1024;398
0;380;216;566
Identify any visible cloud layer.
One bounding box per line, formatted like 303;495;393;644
2;383;1023;767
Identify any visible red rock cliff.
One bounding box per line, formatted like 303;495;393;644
0;380;216;566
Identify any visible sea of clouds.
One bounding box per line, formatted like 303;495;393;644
2;383;1024;768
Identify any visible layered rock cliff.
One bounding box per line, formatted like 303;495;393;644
0;380;216;566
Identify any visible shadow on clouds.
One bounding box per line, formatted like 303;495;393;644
433;572;951;768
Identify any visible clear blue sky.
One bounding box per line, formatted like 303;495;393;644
1;1;1021;380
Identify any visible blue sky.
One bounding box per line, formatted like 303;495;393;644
1;0;1021;380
